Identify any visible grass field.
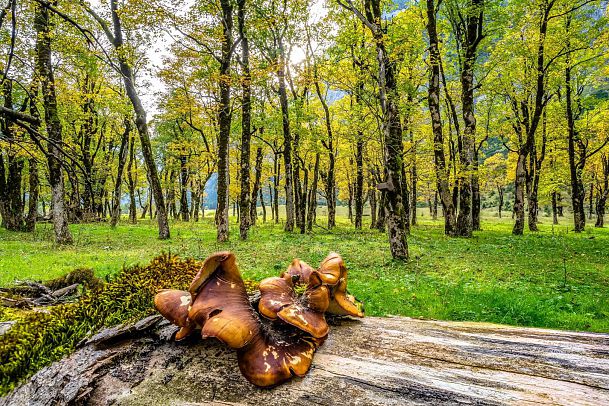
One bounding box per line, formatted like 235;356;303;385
1;209;608;332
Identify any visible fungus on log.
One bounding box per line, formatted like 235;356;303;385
154;251;359;388
259;265;330;338
318;252;364;317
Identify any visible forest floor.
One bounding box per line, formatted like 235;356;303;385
1;209;608;332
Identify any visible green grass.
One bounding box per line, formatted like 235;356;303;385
1;209;609;332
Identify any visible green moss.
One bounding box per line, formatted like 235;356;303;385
44;268;104;292
0;254;201;396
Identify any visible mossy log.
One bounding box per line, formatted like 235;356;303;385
2;316;608;405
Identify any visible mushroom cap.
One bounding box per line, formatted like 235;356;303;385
187;252;258;349
258;270;330;338
327;276;364;318
154;289;193;328
281;258;314;283
317;252;345;286
188;251;241;296
237;321;326;388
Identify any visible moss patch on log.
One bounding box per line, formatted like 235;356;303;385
0;254;257;396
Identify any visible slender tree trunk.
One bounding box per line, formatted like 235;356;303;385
100;0;169;239
410;130;418;226
494;186;501;219
354;139;364;229
260;188;266;223
472;154;481;230
179;156;189;221
588;183;594;220
25;158;39;232
276;42;294;232
307;152;320;232
250;146;263;227
127;133;137;224
273;157;280;224
376;191;386;232
215;0;234;242
455;0;483;238
566;43;585;233
595;156;609;228
111;119;130;227
369;183;377;229
34;2;72;244
427;0;457;236
512;2;552;235
237;0;251;239
552;191;559;225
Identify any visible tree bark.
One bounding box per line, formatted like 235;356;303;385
100;0;169;239
34;2;72;244
512;2;552;235
595;156;609;228
276;40;294;232
237;0;251;239
127;134;137;224
427;0;457;236
110;119;130;227
307;152;320;232
354;139;364;229
566;33;585;233
250;147;263;227
179;155;189;222
216;0;234;242
455;0;484;238
25;158;39;232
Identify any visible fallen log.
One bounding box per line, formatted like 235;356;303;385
1;316;608;405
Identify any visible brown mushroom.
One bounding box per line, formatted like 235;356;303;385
237;320;326;388
187;251;258;349
318;252;364;318
154;251;338;388
316;252;344;285
258;269;330;338
153;289;195;340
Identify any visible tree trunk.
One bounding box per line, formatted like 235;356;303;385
551;191;558;225
595;156;609;228
566;41;585;233
215;0;234;242
237;0;251;240
103;0;169;239
307;152;320;232
276;41;294;232
127;134;137;224
472;154;481;230
273;156;280;224
25;158;39;232
250;147;263;227
369;183;377;229
588;183;594;220
179;156;189;222
110;119;131;227
427;0;457;236
455;0;483;238
410;131;418;227
34;3;72;244
354;139;364;229
256;188;263;223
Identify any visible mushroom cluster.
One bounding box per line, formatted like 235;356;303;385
154;251;364;387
